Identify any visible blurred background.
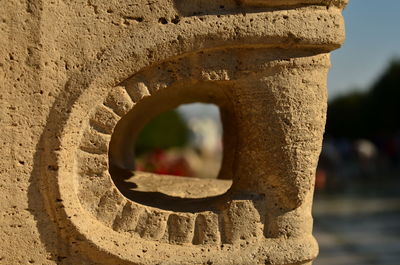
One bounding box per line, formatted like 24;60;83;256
133;1;400;264
314;1;400;264
134;103;222;180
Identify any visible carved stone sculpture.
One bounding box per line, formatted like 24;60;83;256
1;0;347;264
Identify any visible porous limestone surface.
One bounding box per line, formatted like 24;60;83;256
1;0;347;264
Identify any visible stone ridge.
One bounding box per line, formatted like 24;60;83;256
240;0;348;8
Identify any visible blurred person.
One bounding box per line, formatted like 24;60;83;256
353;139;378;178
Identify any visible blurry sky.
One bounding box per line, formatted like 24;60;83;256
178;103;221;122
328;0;400;100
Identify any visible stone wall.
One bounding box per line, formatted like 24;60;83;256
0;0;346;264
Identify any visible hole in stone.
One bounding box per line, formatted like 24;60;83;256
109;88;235;212
137;104;223;176
158;17;168;24
131;103;229;199
171;15;180;24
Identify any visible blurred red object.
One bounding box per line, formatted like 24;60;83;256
137;149;192;177
315;168;327;190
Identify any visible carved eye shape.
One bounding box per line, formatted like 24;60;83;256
66;43;335;264
78;76;267;247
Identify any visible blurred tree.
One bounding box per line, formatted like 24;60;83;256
366;59;400;135
135;110;189;155
326;59;400;139
326;91;366;138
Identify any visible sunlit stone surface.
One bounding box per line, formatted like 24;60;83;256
1;0;347;264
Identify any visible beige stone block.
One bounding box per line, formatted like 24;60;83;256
1;0;347;263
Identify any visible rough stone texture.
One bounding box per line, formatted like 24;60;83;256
0;0;347;264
